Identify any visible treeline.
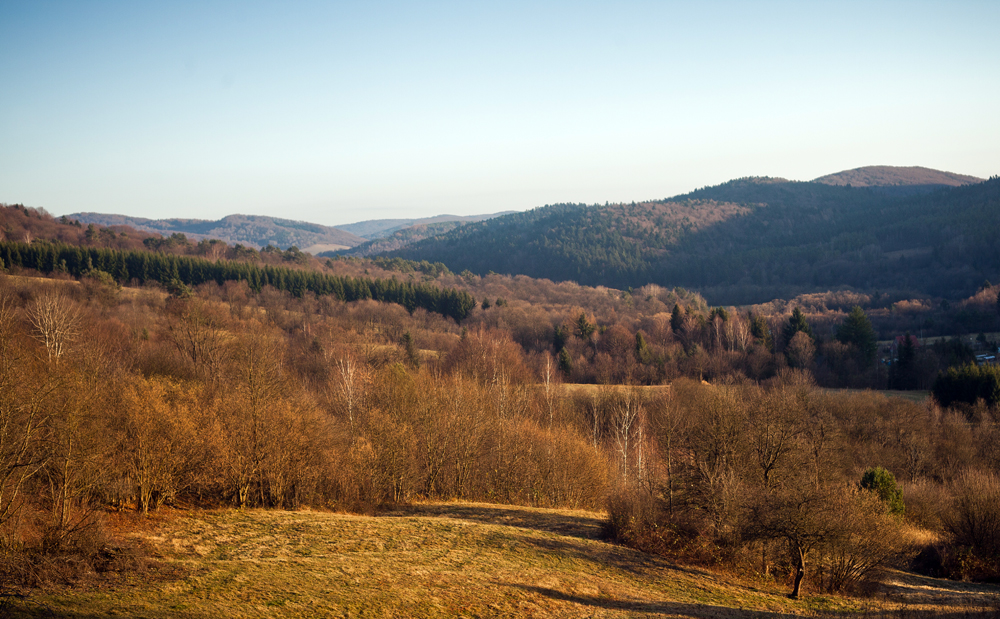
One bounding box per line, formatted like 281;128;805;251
458;283;995;392
0;240;475;322
389;178;1000;304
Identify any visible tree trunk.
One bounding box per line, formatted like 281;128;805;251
789;543;806;599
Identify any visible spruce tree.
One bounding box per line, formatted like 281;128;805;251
782;307;812;344
836;306;877;363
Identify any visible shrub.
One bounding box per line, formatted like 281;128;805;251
820;489;911;593
903;478;950;530
860;467;905;515
942;470;1000;580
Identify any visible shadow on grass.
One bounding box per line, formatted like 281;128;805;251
389;503;608;541
509;583;802;618
510;584;1000;619
2;598;212;619
510;529;711;580
878;571;1000;609
393;502;720;582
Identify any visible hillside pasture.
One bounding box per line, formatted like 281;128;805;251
7;504;999;618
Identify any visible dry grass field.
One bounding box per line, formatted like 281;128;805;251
5;503;999;618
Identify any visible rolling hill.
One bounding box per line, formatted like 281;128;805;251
385;167;1000;305
337;212;513;240
813;165;982;188
69;213;366;254
812;165;983;197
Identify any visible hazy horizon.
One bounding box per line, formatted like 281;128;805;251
2;1;998;227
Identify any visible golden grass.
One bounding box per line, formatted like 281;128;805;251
559;383;673;397
6;503;998;618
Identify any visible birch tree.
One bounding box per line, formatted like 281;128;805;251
26;291;80;364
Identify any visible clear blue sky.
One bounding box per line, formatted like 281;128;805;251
2;1;998;226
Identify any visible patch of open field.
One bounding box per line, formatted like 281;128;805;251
560;383;673;398
6;503;998;618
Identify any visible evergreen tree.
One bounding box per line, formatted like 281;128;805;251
836;306;877;363
749;313;773;351
670;304;684;333
933;363;1000;408
860;467;905;515
553;325;569;351
889;333;918;390
557;347;573;377
782;307;812;344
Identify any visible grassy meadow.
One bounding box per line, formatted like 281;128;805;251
6;503;999;618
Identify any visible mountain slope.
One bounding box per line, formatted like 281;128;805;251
69;213;365;252
338;212;514;240
388;171;1000;304
332;220;471;257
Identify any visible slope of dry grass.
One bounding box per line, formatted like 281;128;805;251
6;503;999;618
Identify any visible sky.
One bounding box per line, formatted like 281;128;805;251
1;1;998;227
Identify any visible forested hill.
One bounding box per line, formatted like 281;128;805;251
337;212;514;240
69;213;365;254
812;165;982;190
387;175;1000;305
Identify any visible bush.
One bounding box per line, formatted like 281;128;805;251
903;478;950;530
941;470;1000;580
820;489;911;593
860;467;905;515
0;508;150;590
605;487;707;560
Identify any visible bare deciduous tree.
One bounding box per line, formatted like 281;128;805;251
612;387;644;484
167;298;226;377
333;353;369;433
0;294;52;529
26;291;80;364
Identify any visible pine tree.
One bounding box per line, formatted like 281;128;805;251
558;347;573;376
836;306;877;363
670;304;684;333
749;313;773;351
782;307;812;344
860;467;905;515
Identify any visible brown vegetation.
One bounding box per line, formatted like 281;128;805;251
1;208;999;605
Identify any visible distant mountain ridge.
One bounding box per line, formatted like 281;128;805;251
65;165;997;304
383;166;998;304
338;212;515;240
69;210;514;254
69;213;366;254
